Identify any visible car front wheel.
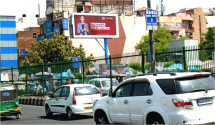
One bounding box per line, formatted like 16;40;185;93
95;110;109;124
45;105;53;117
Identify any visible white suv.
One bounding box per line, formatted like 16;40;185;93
45;84;102;119
93;72;215;124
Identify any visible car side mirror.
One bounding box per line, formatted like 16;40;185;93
108;91;112;97
49;94;53;98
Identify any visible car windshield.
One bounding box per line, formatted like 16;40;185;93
74;86;99;95
101;80;119;87
175;75;215;94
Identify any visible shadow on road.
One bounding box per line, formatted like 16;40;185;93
39;114;93;121
0;116;19;121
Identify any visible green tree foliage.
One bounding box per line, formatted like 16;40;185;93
135;26;175;62
128;62;142;71
135;26;175;53
200;27;215;60
21;33;93;66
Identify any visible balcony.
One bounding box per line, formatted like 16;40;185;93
184;26;194;33
37;18;46;25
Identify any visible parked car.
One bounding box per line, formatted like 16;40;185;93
45;84;103;119
88;78;119;96
93;72;215;124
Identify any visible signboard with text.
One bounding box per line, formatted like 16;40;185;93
45;20;53;39
72;13;119;38
146;9;157;30
72;57;81;68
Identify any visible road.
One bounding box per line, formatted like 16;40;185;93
0;105;95;124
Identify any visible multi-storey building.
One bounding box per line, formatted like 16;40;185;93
0;15;18;68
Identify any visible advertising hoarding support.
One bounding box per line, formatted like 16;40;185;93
104;38;109;65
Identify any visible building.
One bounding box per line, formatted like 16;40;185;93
37;0;148;61
17;27;40;65
161;13;194;39
177;8;208;43
0;15;18;68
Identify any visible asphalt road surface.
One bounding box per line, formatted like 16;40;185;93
0;104;95;125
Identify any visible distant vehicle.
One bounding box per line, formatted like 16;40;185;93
0;83;21;119
45;84;102;119
13;81;26;96
93;72;215;124
88;78;119;96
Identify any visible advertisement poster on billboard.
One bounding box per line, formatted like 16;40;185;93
72;13;119;38
159;16;182;29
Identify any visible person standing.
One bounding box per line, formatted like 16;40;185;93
46;80;50;92
77;16;90;35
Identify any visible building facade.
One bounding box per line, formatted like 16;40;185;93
0;15;18;68
17;27;40;65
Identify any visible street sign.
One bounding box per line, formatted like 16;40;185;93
146;9;158;30
62;18;68;30
72;57;81;68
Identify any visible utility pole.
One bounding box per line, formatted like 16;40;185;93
147;0;156;73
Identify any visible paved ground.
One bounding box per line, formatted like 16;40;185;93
0;105;95;125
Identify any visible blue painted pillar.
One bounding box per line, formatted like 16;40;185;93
104;38;109;65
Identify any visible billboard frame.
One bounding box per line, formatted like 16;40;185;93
71;13;119;39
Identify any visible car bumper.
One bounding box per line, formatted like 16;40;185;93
71;104;93;114
167;108;215;124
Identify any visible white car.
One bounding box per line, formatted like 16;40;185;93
93;72;215;124
45;84;102;119
88;78;119;96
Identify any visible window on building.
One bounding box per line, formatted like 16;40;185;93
33;33;37;38
77;6;83;13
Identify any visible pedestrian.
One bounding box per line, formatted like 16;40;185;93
46;80;50;92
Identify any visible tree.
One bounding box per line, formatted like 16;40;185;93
135;26;175;62
21;33;93;65
135;26;175;53
200;27;215;60
128;62;142;71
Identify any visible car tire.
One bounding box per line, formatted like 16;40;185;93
45;105;53;117
95;110;109;124
67;108;73;119
147;114;164;125
16;113;21;119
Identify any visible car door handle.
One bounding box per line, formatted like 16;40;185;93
124;100;128;104
147;99;152;104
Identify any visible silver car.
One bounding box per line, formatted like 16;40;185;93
88;78;119;96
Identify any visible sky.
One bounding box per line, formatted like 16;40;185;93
0;0;214;28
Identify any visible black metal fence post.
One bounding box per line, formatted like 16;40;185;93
109;55;113;93
11;67;13;84
141;51;145;74
183;47;187;71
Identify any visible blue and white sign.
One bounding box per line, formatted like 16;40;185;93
72;57;81;68
62;18;68;30
53;25;60;34
45;20;53;39
146;9;158;30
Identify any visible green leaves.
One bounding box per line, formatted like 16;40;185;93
21;33;92;65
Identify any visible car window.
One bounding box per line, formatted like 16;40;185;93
95;81;101;88
102;80;119;87
75;86;99;95
175;75;215;94
60;87;70;97
115;83;132;97
156;79;176;94
133;83;153;96
89;81;95;85
53;88;62;98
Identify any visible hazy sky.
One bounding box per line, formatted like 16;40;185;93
0;0;214;27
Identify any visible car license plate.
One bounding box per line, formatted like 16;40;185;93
197;98;213;106
84;107;93;111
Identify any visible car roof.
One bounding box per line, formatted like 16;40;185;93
124;72;211;81
63;84;95;88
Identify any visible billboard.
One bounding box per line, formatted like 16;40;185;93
159;16;182;29
72;13;119;38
